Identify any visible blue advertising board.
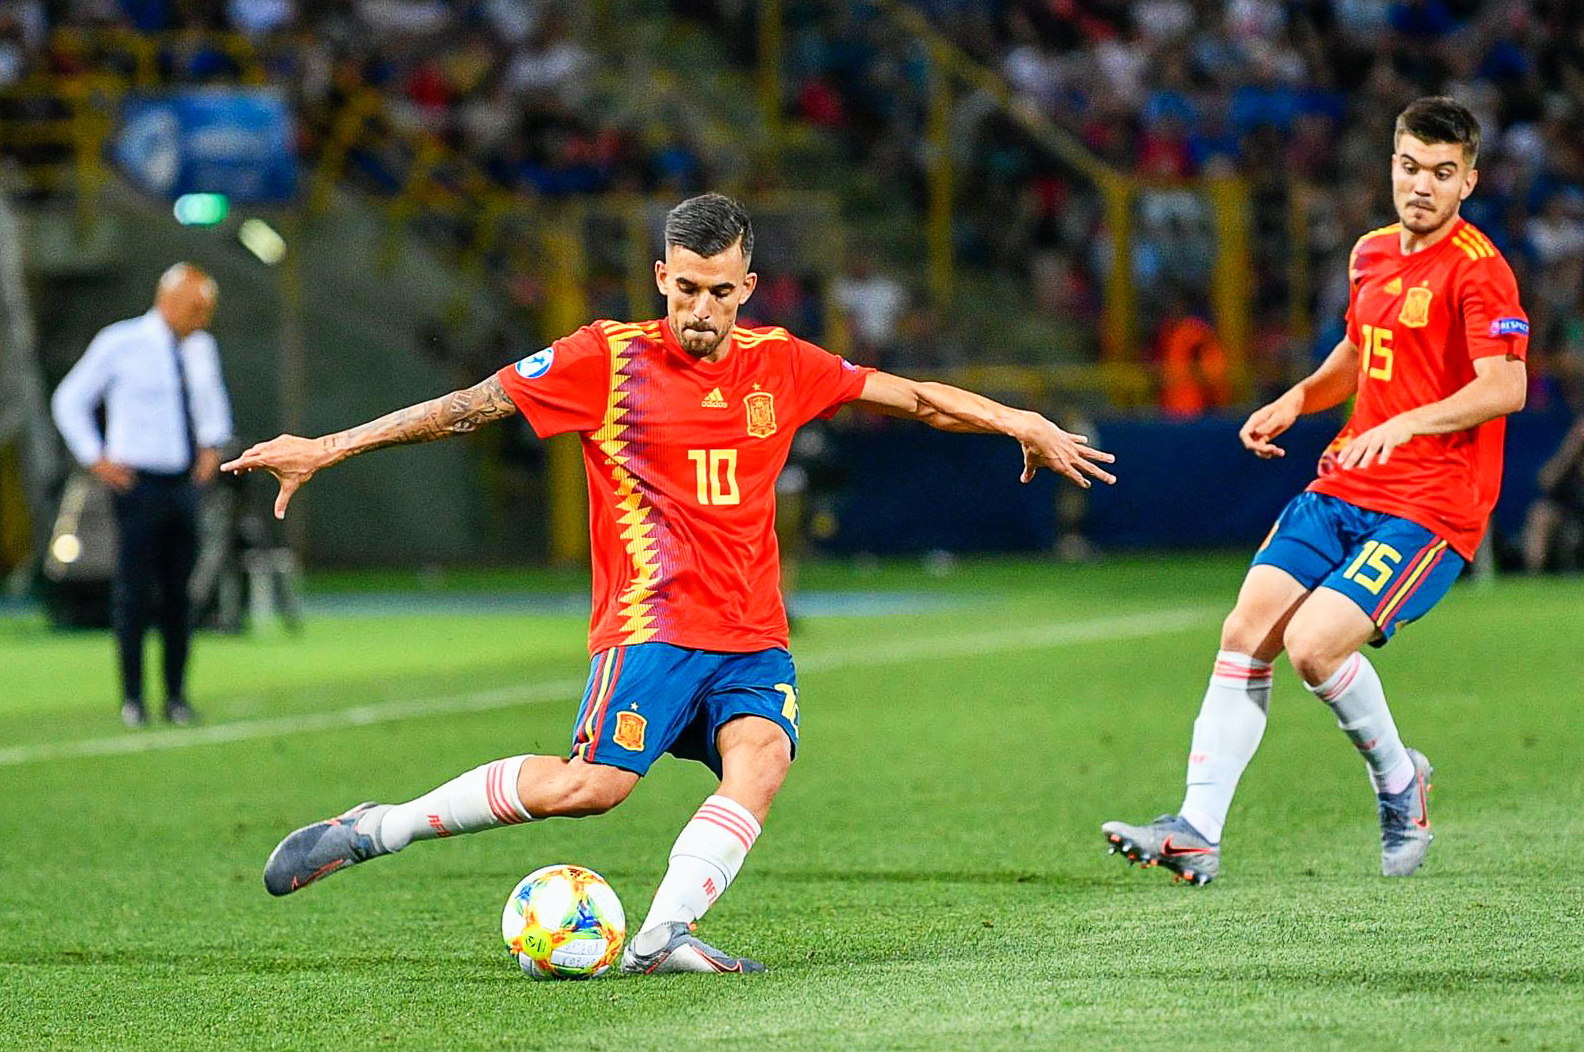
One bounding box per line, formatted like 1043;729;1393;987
114;89;298;204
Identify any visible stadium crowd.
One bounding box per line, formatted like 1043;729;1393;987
3;0;1582;405
688;0;1584;401
1;1;714;200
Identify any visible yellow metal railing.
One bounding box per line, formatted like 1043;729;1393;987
50;26;268;87
0;74;117;228
841;0;1254;394
0;444;28;571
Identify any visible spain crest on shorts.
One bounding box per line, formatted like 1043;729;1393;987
1398;286;1433;328
744;391;777;438
614;711;647;752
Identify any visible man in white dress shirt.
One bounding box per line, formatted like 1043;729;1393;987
51;263;233;727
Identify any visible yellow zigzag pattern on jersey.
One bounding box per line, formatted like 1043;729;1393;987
732;326;788;347
593;322;661;644
1453;226;1496;260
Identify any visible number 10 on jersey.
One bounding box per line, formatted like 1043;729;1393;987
688;449;740;505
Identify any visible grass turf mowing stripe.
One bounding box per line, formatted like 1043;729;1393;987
0;606;1214;768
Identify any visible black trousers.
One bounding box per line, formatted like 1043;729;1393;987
111;472;198;706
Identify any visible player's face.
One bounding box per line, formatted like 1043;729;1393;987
656;242;757;359
1391;134;1477;237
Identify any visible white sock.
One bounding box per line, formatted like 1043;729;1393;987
1307;653;1414;794
632;795;761;955
362;755;534;852
1178;651;1272;844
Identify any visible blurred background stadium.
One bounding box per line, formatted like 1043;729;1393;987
0;0;1581;600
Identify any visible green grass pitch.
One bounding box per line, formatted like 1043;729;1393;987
1;554;1580;1050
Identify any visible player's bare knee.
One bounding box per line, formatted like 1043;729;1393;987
1221;608;1283;658
717;716;791;820
1219;609;1262;653
1282;624;1348;685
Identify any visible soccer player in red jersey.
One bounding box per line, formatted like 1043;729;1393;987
227;194;1115;972
1102;97;1529;886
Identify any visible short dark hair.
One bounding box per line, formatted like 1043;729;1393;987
664;193;754;264
1395;96;1481;165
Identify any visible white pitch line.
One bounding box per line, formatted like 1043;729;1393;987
0;606;1213;768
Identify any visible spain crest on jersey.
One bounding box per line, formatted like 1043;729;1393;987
1399;286;1433;328
745;391;777;438
614;711;647;752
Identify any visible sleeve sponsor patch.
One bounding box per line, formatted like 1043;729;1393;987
514;347;555;378
1490;318;1530;338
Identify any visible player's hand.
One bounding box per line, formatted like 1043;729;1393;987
1018;415;1116;488
1335;417;1417;471
90;459;135;492
1239;392;1303;458
222;435;331;519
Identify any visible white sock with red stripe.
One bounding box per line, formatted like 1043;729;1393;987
631;795;761;955
1178;650;1272;844
1307;652;1415;795
362;755;534;852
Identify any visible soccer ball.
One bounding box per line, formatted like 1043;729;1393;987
501;864;626;980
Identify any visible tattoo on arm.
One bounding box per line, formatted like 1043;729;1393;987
324;375;518;460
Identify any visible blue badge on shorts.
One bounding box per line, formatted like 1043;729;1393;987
514;347;555;379
1490;317;1529;337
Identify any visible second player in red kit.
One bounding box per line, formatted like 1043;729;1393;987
229;193;1115;974
1102;96;1528;887
1311;213;1525;559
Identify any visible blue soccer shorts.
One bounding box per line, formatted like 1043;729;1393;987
568;643;800;777
1251;492;1466;644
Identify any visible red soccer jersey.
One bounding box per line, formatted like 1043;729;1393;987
1308;218;1529;559
497;319;874;653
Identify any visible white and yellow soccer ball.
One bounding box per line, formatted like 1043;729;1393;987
501;864;626;980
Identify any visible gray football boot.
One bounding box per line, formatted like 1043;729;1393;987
1102;814;1220;886
620;922;766;975
263;801;392;896
1378;748;1433;877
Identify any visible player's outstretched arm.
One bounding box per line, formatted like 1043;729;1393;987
1336;353;1526;471
852;371;1116;488
222;374;518;519
1239;336;1360;458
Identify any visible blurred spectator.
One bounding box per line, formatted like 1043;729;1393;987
1525;189;1584;350
480;0;546;47
356;0;450;41
1153;288;1232;418
0;12;29;85
505;14;590;108
227;0;294;36
833;252;908;367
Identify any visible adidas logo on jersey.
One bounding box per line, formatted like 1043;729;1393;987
702;387;728;408
1384;277;1403;295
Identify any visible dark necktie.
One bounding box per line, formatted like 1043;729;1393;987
171;336;198;472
